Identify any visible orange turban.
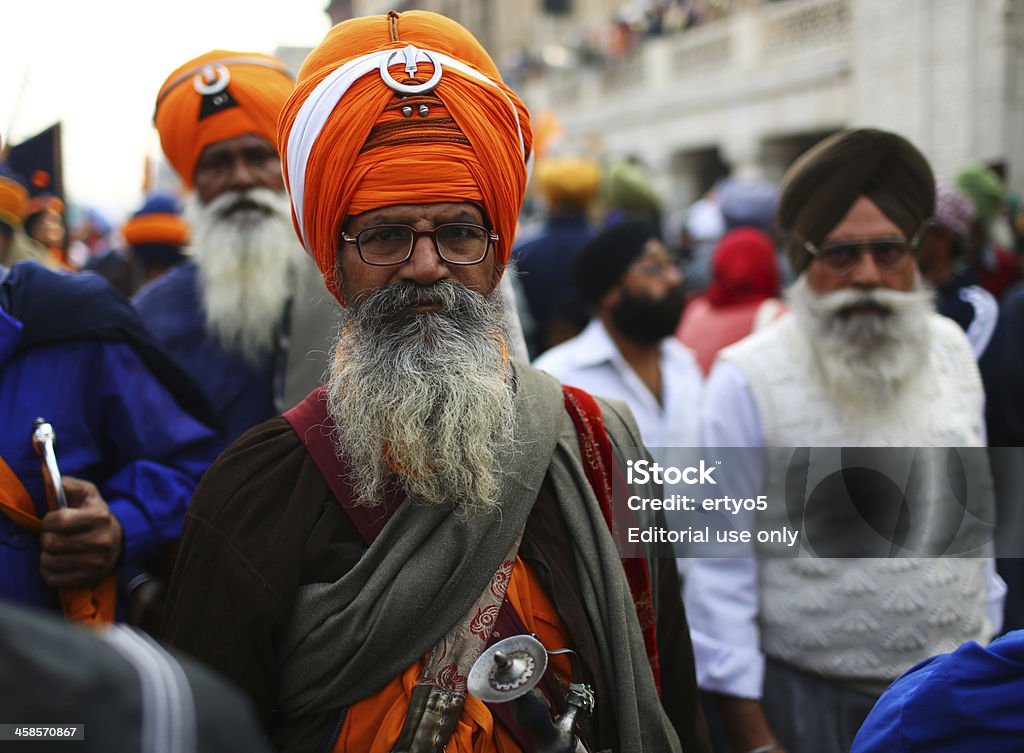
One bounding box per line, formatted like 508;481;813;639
278;10;534;302
0;174;28;231
122;213;189;247
154;50;294;188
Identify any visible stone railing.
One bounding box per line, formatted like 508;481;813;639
589;0;850;92
759;0;851;59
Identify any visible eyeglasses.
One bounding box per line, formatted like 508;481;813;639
803;222;931;276
340;223;498;266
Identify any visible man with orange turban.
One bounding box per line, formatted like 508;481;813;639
122;193;190;284
163;11;708;753
134;49;340;444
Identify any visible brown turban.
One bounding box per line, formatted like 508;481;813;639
777;128;936;275
278;10;534;303
154;51;294;188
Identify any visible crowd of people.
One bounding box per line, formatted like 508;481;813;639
0;8;1022;753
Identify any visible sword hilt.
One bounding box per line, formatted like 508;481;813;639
32;417;68;509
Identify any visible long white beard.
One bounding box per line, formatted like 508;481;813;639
326;280;517;517
185;188;305;362
788;274;936;413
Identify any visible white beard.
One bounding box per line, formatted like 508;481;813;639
788;274;936;415
184;188;305;362
325;280;517;518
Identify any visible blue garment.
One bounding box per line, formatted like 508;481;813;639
851;631;1024;753
512;213;594;358
0;263;221;613
132;260;279;444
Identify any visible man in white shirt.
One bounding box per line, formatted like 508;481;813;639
686;129;1002;753
534;218;703;450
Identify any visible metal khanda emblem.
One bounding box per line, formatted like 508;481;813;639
379;45;443;95
192;63;231;95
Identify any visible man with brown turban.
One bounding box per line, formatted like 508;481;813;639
133;50;340;444
682;129;1002;753
162;11;708;753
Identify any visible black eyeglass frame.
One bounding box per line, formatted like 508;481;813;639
340;223;499;267
800;219;935;277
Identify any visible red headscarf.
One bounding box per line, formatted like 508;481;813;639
706;227;782;307
278;11;534;303
154;50;294;188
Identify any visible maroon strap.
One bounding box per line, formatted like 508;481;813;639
283;388;558;752
562;385;662;693
283;387;404;539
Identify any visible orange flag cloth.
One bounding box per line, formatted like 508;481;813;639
0;174;29;231
278;10;534;303
154;50;294;189
0;457;115;626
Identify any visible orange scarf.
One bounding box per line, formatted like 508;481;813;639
0;456;115;625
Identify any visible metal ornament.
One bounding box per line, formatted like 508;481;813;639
379;45;443;95
401;106;414;117
467;634;549;703
192;64;231;96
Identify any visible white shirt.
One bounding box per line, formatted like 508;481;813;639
684;359;1005;699
532;319;704;450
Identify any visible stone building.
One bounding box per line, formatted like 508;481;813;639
335;0;1023;222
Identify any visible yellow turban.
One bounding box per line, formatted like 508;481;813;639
534;156;602;210
154;50;294;188
278;10;534;302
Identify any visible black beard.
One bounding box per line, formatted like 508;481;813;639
609;285;686;344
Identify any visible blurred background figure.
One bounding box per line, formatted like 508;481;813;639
76;204;138;299
122;193;189;286
677;182;726;295
601;156;664;229
0;162;62;270
955;163;1020;299
513;153;602;357
24;194;71;270
685;175;784;293
68;205;115;270
676;227;785;375
918;182;999;359
535;218;702;449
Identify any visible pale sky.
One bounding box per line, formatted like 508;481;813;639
2;0;333;224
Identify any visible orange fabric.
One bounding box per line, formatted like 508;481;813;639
26;195;64;217
122;213;190;247
278;11;533;303
0;456;115;627
333;557;573;753
0;176;29;230
154;50;294;188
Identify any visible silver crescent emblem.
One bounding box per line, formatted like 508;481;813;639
379;45;442;95
192;64;231;96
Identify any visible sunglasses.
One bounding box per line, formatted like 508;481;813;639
802;221;932;276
